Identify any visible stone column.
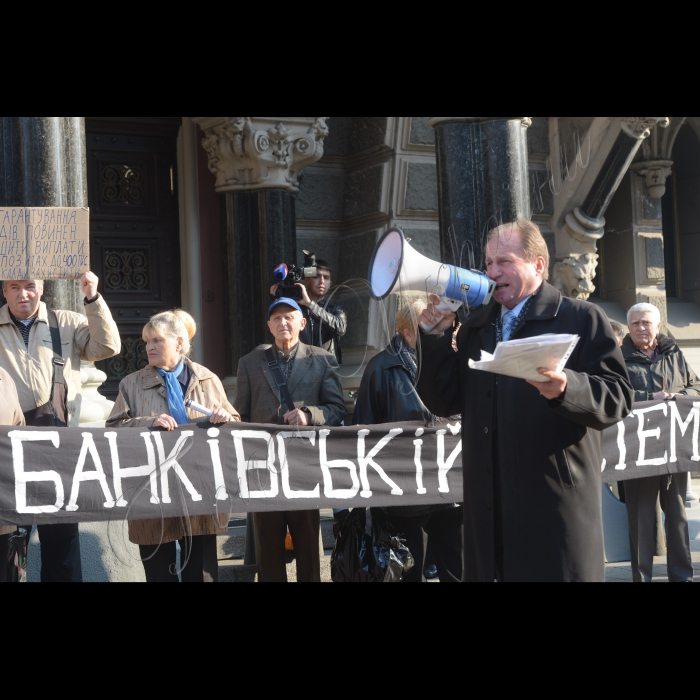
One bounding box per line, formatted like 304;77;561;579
555;117;670;300
0;117;112;425
428;117;532;270
192;117;329;398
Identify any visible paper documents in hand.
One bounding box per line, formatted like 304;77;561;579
468;334;580;383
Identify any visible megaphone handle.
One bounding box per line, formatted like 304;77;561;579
421;300;463;334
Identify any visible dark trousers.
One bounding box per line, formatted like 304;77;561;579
254;510;321;583
389;507;464;583
26;524;83;583
139;535;218;583
626;473;694;583
0;534;8;584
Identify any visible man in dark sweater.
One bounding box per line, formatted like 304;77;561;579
622;303;700;583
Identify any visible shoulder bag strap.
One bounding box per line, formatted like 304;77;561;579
46;308;66;395
265;347;296;414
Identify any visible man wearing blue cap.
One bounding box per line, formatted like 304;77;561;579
235;298;347;582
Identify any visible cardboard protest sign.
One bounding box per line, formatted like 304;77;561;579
0;207;90;281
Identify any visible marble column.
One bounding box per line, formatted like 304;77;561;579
192;116;329;396
428;117;532;271
555;117;670;300
0;117;112;425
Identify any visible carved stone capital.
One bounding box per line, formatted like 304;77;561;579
557;208;606;300
192;116;329;194
620;117;670;140
554;252;599;301
428;116;532;128
632;159;674;199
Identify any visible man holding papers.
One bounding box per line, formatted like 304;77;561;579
418;222;633;582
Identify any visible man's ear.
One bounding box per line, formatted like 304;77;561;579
299;317;307;330
535;256;547;277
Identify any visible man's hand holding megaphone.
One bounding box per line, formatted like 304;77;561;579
420;294;458;335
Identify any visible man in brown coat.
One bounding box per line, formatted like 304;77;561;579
0;273;121;582
235;298;347;583
0;367;26;583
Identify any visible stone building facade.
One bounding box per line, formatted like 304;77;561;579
2;116;699;411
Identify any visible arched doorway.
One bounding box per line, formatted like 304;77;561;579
663;120;700;373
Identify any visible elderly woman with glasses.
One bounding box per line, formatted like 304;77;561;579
107;309;240;583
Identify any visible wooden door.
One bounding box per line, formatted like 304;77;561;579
86;117;183;399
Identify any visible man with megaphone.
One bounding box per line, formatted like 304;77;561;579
413;221;634;583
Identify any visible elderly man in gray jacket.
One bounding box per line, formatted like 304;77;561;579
235;297;347;583
623;303;700;583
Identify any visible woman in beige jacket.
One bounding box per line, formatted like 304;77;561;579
107;310;240;583
0;367;26;583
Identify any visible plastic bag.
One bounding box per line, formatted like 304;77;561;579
371;509;415;583
331;509;374;583
331;509;415;583
7;529;28;583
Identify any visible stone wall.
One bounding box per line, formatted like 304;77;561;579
295;117;553;382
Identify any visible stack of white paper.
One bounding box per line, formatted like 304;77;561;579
468;334;580;383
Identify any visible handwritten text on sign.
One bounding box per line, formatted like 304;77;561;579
0;208;90;281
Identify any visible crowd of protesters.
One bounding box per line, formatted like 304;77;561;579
0;224;696;583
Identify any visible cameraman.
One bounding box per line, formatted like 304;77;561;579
271;260;347;363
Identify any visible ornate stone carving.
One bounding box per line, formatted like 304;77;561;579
632;160;674;199
620;117;670;140
195;117;329;194
554;208;607;301
554;253;599;301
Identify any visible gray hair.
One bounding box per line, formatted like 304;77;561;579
1;280;44;290
627;303;661;327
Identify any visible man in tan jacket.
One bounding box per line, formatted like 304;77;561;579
0;367;26;583
0;273;121;582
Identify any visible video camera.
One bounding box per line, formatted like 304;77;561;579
273;251;318;301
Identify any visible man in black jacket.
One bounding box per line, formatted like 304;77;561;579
272;260;347;363
622;303;699;583
418;222;633;583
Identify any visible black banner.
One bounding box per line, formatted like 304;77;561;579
0;421;463;526
0;399;698;526
601;398;700;483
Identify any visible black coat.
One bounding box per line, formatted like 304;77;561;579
353;344;454;519
300;300;347;364
622;334;700;402
417;282;634;582
353;346;432;426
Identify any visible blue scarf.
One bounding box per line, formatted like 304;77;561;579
157;358;190;426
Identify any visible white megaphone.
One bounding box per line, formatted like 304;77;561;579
369;228;496;332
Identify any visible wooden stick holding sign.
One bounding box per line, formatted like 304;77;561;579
0;207;90;281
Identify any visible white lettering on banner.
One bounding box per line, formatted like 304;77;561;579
67;433;116;511
670;402;700;463
9;431;64;515
636;404;669;467
436;429;462;494
616;419;628;470
233;431;278;499
318;430;360;499
358;429;404;498
108;432;160;507
152;432;202;504
277;432;321;499
415;428;427;495
207;428;229;501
